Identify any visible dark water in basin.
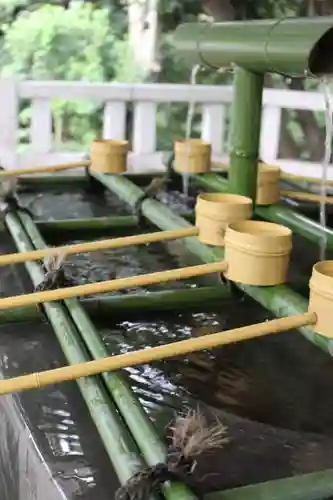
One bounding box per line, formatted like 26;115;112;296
20;188;132;220
20;186;194;221
2;187;333;498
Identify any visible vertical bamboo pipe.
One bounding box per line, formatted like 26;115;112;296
228;67;264;203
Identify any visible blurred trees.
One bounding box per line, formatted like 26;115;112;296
0;0;330;158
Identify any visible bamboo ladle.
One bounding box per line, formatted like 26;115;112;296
0;260;228;310
0;312;316;396
0;227;198;266
214;162;333;187
0;160;90;177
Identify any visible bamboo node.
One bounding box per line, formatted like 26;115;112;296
115;409;228;500
35;251;76;292
35;372;41;389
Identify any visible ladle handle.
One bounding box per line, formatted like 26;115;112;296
0;260;228;310
0;227;199;266
0;161;90;177
0;312;316;396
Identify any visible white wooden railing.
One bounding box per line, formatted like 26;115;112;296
0;77;331;178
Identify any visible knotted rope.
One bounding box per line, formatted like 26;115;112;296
134;176;169;226
35;252;76;292
115;409;228;500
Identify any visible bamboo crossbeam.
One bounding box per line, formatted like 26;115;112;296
0;227;198;266
0;160;90;177
280;190;333;204
0;260;228;310
0;312;316;395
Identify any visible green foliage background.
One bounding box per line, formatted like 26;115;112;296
0;0;329;159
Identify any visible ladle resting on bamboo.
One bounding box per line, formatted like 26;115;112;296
0;160;90;177
0;260;228;309
0;227;198;266
0;312;316;396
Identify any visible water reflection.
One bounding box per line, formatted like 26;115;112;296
0;320;117;499
19;187;195;222
20;188;131;220
101;303;333;487
60;237;199;293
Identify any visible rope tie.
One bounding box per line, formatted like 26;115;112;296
134;151;179;226
115;409;229;500
35;252;76;292
134;176;168;227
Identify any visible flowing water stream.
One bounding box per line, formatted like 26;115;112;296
319;77;333;260
182;64;201;197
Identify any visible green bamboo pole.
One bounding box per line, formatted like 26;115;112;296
0;215;139;234
39;215;139;231
19;175;88;190
208;469;333;500
4;212;147;487
228;67;263;201
19;171;165;189
17;209;196;500
37;212;193;233
0;286;230;324
90;172;333;356
3;213;194;236
91;172;219;264
192;173;333;252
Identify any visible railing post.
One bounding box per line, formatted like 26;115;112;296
201;104;226;154
31;98;53;155
260;105;282;163
132;101;157;154
0;77;19;169
103;102;126;140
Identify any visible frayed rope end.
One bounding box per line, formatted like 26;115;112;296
115;409;228;500
36;250;76;292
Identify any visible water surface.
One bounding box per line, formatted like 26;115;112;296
2;186;333;498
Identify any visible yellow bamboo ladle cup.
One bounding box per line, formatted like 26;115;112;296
0;312;317;396
0;227;199;267
0;160;90;177
0;220;293;310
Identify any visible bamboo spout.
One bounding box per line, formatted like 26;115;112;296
0;160;90;177
0;312;316;396
0;260;228;310
0;227;199;266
